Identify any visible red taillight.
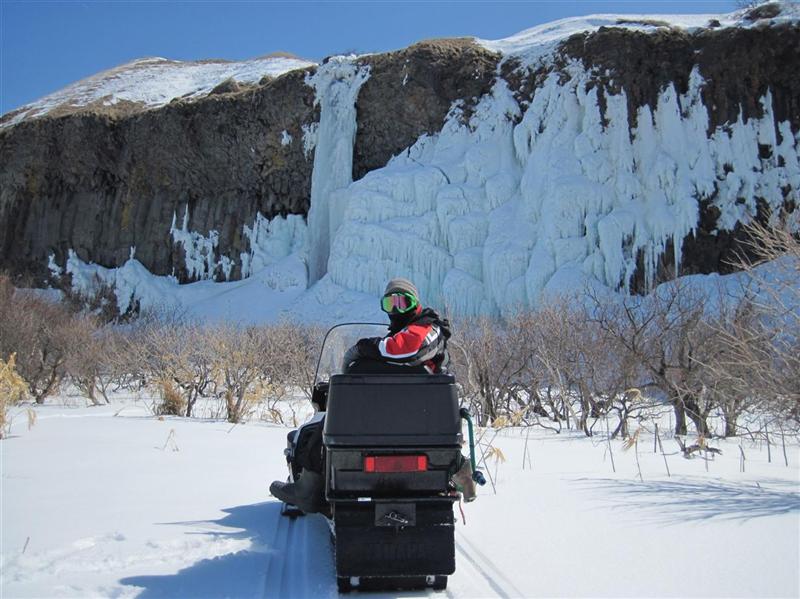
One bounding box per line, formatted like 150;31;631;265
364;455;428;473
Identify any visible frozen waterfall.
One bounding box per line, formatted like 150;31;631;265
305;57;371;284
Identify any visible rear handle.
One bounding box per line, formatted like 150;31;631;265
459;408;486;486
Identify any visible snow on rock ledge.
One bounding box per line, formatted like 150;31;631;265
1;55;315;129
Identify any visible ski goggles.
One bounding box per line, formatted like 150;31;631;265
381;291;419;314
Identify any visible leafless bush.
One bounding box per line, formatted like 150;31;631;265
207;323;268;423
587;281;725;436
451;300;650;437
66;323;135;404
450;315;530;426
0;276;92;403
121;309;219;416
712;222;800;431
529;301;640;437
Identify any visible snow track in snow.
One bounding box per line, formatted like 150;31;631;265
455;529;526;599
262;513;336;599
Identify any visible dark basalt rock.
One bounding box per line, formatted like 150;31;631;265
557;22;800;132
354;38;500;181
0;40;500;284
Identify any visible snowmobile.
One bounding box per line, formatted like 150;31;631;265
279;323;484;593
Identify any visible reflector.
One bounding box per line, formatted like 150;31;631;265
363;455;428;473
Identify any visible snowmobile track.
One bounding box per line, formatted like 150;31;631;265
262;510;298;598
261;510;337;599
455;530;525;599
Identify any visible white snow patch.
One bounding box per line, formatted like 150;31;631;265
280;130;293;146
66;249;181;315
1;399;797;598
2;55;315;128
476;3;799;68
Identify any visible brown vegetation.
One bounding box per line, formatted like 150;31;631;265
1;221;796;438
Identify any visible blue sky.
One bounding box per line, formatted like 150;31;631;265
2;1;738;115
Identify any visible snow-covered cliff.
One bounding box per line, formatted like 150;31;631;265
2;3;799;320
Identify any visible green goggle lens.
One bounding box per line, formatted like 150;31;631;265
381;292;418;314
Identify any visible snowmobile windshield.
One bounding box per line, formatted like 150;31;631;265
314;322;388;385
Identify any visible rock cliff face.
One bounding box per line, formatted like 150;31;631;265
0;40;499;283
0;8;798;303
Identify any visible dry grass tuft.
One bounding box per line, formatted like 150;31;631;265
0;354;29;438
156;379;186;416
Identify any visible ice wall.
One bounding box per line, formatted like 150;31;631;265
240;212;308;278
321;63;799;316
305;57;371;284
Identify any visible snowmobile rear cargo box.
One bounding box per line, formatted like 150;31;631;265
323;373;462;447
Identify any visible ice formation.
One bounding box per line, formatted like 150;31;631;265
240;212;308;279
66;211;309;316
170;207;233;281
301;123;319;159
304;57;371;284
66;248;181;315
319;60;798;316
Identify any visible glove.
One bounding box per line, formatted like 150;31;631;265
342;344;362;371
356;337;382;359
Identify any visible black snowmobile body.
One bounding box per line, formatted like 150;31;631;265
280;323;463;592
323;371;461;592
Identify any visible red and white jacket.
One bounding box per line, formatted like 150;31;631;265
356;307;450;373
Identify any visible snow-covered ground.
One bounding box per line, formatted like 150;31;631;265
2;396;798;598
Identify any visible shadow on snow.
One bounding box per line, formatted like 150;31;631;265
119;501;336;598
579;477;800;523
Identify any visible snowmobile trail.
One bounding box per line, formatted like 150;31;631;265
262;510;337;599
262;509;295;598
455;530;525;599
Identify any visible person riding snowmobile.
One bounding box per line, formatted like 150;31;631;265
269;278;476;513
344;277;450;373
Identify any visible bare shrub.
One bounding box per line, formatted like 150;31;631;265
123;310;217;417
208;324;268;423
713;222;800;431
0;277;88;403
587;281;724;437
65;315;119;405
531;299;644;438
450;316;528;426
